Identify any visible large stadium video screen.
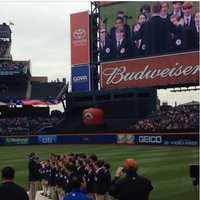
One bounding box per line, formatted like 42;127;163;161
0;23;11;59
99;1;199;62
0;60;30;76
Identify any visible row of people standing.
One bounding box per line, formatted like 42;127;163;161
28;153;112;200
100;2;200;61
28;153;153;200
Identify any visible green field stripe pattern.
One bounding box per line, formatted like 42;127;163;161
0;145;198;200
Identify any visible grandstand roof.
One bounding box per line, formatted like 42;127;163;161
0;82;28;101
179;101;199;106
30;81;66;100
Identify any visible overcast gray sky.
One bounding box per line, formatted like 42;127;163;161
0;0;199;107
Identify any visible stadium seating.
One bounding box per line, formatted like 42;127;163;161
130;104;199;132
0;114;63;136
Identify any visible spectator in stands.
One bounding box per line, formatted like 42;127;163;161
0;166;29;200
109;159;153;200
132;104;199;132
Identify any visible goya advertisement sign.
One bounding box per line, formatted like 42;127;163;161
71;64;91;92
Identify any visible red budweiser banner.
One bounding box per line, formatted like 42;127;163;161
100;51;199;90
71;11;90;65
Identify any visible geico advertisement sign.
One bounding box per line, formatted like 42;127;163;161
72;75;88;83
138;136;162;144
101;51;199;90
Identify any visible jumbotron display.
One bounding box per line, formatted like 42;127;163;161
0;23;11;59
99;1;199;62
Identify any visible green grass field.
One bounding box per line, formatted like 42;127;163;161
0;145;198;200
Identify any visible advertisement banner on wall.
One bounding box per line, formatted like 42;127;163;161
134;134;199;146
5;137;29;145
134;135;163;145
72;64;91;92
100;51;199;90
162;134;199;146
38;135;57;144
117;134;135;144
71;11;90;65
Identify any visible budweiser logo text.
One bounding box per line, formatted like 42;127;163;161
102;63;200;85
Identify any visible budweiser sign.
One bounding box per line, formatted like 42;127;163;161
100;51;199;90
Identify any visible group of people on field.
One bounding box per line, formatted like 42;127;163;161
28;152;153;200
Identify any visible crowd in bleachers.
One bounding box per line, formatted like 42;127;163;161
100;2;199;61
131;104;199;132
0;103;198;135
0;111;63;135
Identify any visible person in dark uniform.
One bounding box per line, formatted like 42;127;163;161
103;163;112;200
110;16;131;45
169;15;186;52
0;166;29;200
40;161;48;197
194;11;200;50
100;28;112;61
131;13;148;56
111;28;131;60
95;160;109;200
49;161;57;200
137;2;170;56
109;159;153;200
28;153;40;200
182;2;196;50
86;163;96;200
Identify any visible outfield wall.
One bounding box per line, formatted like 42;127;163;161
0;133;198;146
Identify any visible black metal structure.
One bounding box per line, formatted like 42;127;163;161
90;1;100;92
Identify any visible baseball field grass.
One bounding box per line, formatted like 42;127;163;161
0;144;198;200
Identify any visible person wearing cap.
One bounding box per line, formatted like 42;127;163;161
0;166;29;200
109;159;153;200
